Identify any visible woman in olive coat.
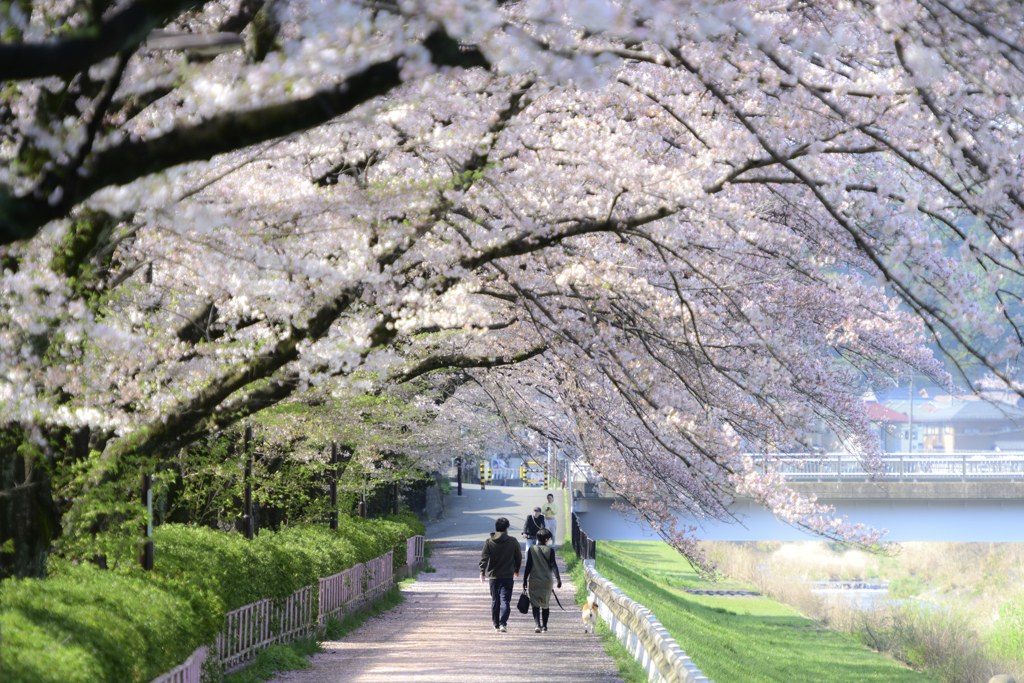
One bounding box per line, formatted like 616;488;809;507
522;528;561;632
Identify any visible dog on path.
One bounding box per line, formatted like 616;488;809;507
582;595;599;634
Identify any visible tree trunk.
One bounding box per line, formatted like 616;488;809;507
0;429;62;579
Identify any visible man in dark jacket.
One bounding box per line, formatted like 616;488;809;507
521;507;546;549
479;517;522;632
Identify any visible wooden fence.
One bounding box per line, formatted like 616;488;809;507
218;582;319;669
149;646;207;683
319;551;393;624
150;536;423;683
407;534;425;565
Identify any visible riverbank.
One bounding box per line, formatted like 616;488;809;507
594;540;937;683
704;541;1024;683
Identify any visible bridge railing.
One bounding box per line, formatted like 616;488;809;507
759;453;1024;480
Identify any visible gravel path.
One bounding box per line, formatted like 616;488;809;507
275;546;625;683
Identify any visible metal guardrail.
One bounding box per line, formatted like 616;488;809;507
573;513;711;683
761;453;1024;480
585;562;712;683
571;512;596;560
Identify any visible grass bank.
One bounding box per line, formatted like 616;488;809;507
705;541;1024;683
593;540;937;683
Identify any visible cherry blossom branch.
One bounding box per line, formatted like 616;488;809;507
0;28;490;246
385;343;548;386
673;44;1014;389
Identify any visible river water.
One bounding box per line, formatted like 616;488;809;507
809;581;890;610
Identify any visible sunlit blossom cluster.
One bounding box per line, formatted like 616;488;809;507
3;0;1024;568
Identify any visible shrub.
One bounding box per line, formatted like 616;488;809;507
2;516;423;683
0;563;218;683
988;594;1024;668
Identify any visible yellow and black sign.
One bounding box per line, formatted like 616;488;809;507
521;461;545;488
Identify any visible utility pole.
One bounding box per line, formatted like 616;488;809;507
909;376;915;455
546;439;552;490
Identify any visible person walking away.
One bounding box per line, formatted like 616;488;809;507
480;517;522;632
522;507;546;549
522;528;561;632
542;493;558;544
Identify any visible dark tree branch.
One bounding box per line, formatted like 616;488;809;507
388;344;548;386
218;0;267;33
0;1;204;82
0;27;490;246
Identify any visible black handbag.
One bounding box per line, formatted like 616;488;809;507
516;590;531;614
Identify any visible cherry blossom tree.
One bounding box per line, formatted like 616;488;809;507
2;0;1024;577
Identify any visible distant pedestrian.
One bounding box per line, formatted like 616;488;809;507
522;507;546;549
522;528;561;632
542;493;558;544
479;517;522;633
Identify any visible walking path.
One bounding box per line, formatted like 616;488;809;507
424;484;567;545
275;546;625;683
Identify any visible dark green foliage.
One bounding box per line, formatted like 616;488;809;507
1;517;421;683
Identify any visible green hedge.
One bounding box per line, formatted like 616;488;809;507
1;516;423;683
0;563;220;683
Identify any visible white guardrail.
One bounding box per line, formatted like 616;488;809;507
584;560;713;683
151;535;424;683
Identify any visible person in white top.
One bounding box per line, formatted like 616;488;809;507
541;493;558;545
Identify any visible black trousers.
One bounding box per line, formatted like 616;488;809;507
490;577;514;627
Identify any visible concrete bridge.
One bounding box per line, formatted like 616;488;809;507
571;454;1024;543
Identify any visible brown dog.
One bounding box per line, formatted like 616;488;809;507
582;595;599;634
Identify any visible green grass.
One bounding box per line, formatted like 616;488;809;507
224;637;322;683
595;540;938;683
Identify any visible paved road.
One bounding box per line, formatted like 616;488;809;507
426;485;569;547
275;547;625;683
